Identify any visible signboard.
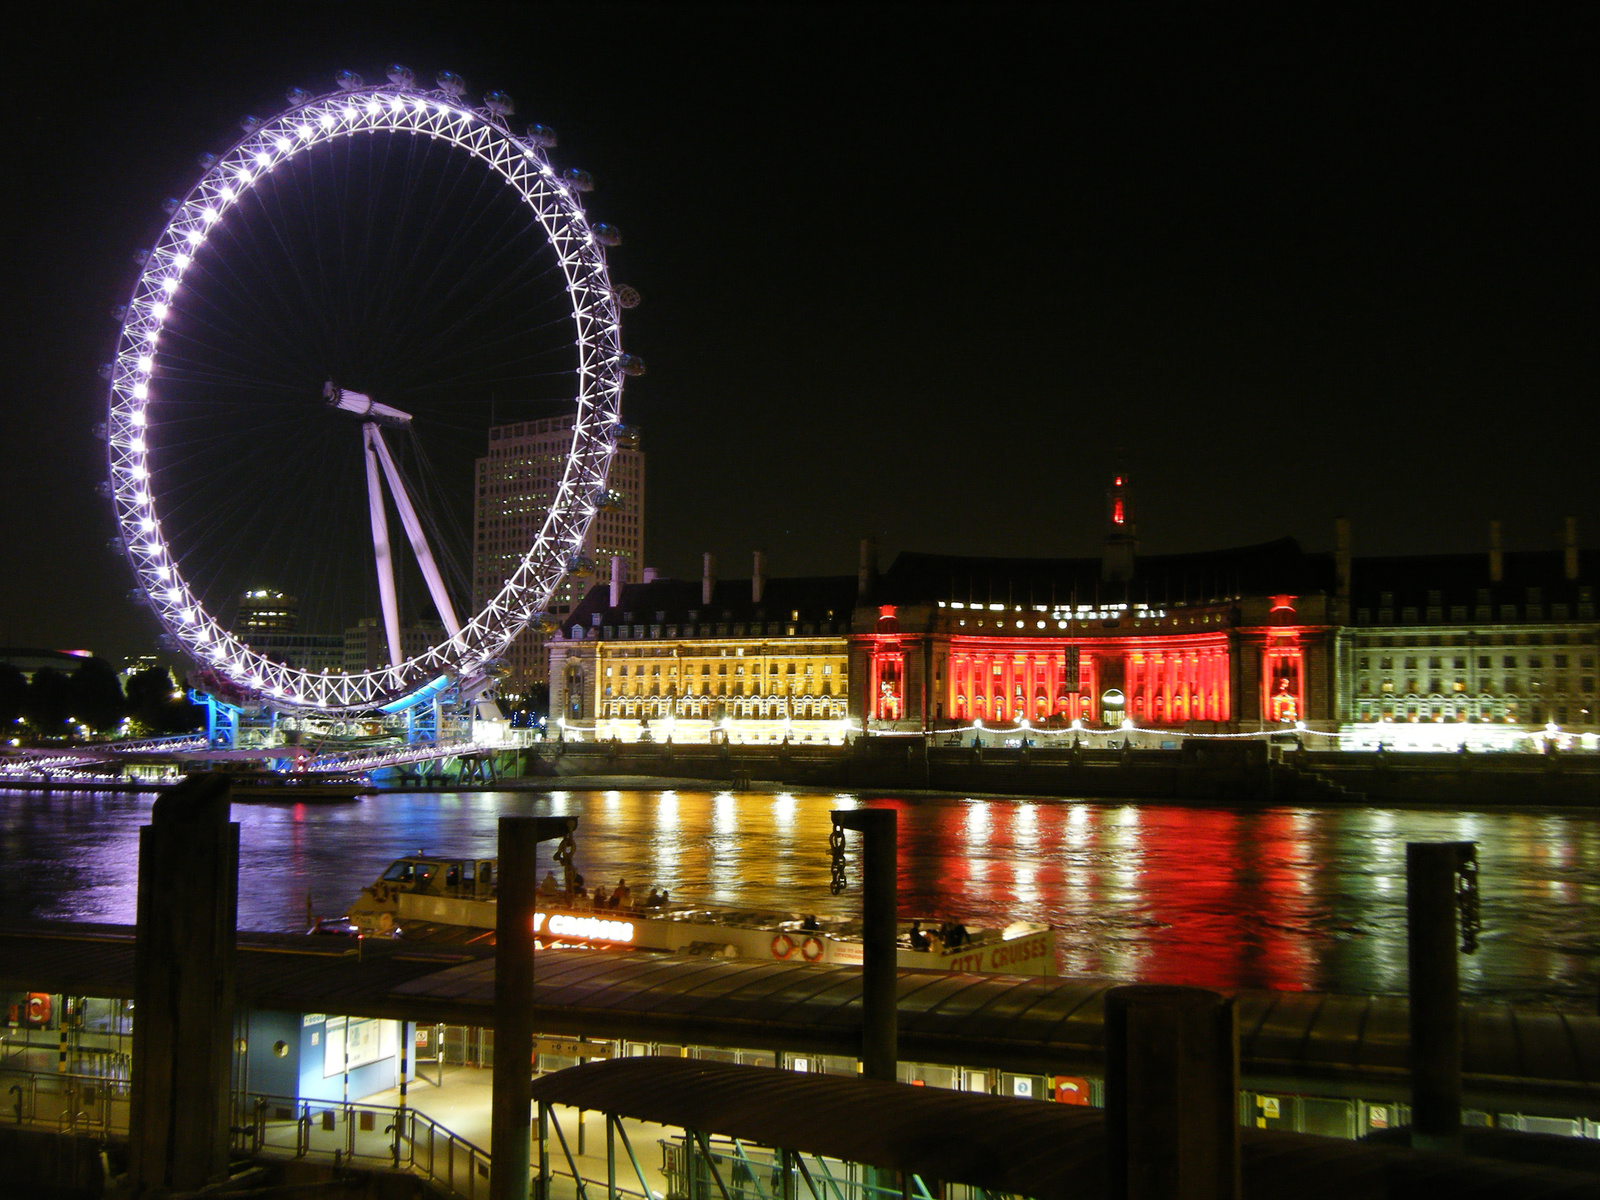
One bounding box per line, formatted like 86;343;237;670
943;932;1053;974
323;1016;397;1078
532;911;635;945
533;1038;612;1060
1053;1076;1090;1105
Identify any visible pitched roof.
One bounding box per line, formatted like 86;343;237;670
562;576;859;632
878;538;1337;606
1349;550;1597;607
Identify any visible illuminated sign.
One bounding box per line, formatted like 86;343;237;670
944;932;1053;974
532;911;635;944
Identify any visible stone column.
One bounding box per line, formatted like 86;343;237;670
128;773;238;1195
493;816;579;1200
1105;985;1239;1200
1407;841;1474;1153
830;809;897;1081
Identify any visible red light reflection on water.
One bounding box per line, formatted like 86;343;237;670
896;800;1318;992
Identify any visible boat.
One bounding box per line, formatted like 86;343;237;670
342;852;1056;976
180;759;368;801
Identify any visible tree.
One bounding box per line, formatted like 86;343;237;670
24;668;73;736
0;663;26;740
69;657;128;734
125;667;204;735
525;681;550;723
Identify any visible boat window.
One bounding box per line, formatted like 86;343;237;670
445;863;461;888
461;861;475;885
380;861;416;883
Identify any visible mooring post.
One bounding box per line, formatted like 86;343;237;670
127;772;238;1194
829;808;897;1081
1104;984;1239;1200
1407;840;1476;1153
492;815;577;1200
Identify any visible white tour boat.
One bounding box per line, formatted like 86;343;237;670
340;853;1056;976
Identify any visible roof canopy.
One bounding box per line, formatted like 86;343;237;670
528;1056;1102;1198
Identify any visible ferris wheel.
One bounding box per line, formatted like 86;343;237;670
103;66;641;715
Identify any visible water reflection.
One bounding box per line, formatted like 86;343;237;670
2;788;1597;1004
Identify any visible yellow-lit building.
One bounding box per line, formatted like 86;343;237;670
548;558;856;744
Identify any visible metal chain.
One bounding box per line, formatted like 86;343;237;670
1456;846;1481;955
828;825;847;896
553;829;577;893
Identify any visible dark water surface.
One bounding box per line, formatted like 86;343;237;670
3;787;1597;1004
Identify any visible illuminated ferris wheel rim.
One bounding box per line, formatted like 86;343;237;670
105;73;627;714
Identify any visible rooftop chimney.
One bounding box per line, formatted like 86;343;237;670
1565;517;1579;581
609;555;624;608
702;552;716;606
642;566;659;584
752;550;766;604
1335;517;1352;599
858;538;878;598
1489;520;1503;583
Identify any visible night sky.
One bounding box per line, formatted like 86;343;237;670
2;5;1592;662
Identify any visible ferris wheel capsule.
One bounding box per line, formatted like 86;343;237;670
614;285;642;309
484;90;515;117
336;70;364;91
386;63;415;88
592;223;623;247
285;86;311;107
197;152;217;170
618;353;647;377
562;168;595;192
526;123;558;148
239;115;263;133
436;70;466;97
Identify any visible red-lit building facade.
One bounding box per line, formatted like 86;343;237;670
850;487;1341;734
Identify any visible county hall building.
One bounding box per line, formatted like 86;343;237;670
851;480;1341;735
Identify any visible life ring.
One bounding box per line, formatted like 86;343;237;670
770;933;796;959
800;937;824;962
26;993;52;1026
377;911;394;932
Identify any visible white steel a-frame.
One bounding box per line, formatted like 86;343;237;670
336;386;461;668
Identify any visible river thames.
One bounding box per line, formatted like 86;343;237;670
2;787;1597;1006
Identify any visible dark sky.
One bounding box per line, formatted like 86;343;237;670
2;4;1593;661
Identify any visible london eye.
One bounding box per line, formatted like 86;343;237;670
102;66;639;715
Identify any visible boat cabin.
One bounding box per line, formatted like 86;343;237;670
377;856;496;901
